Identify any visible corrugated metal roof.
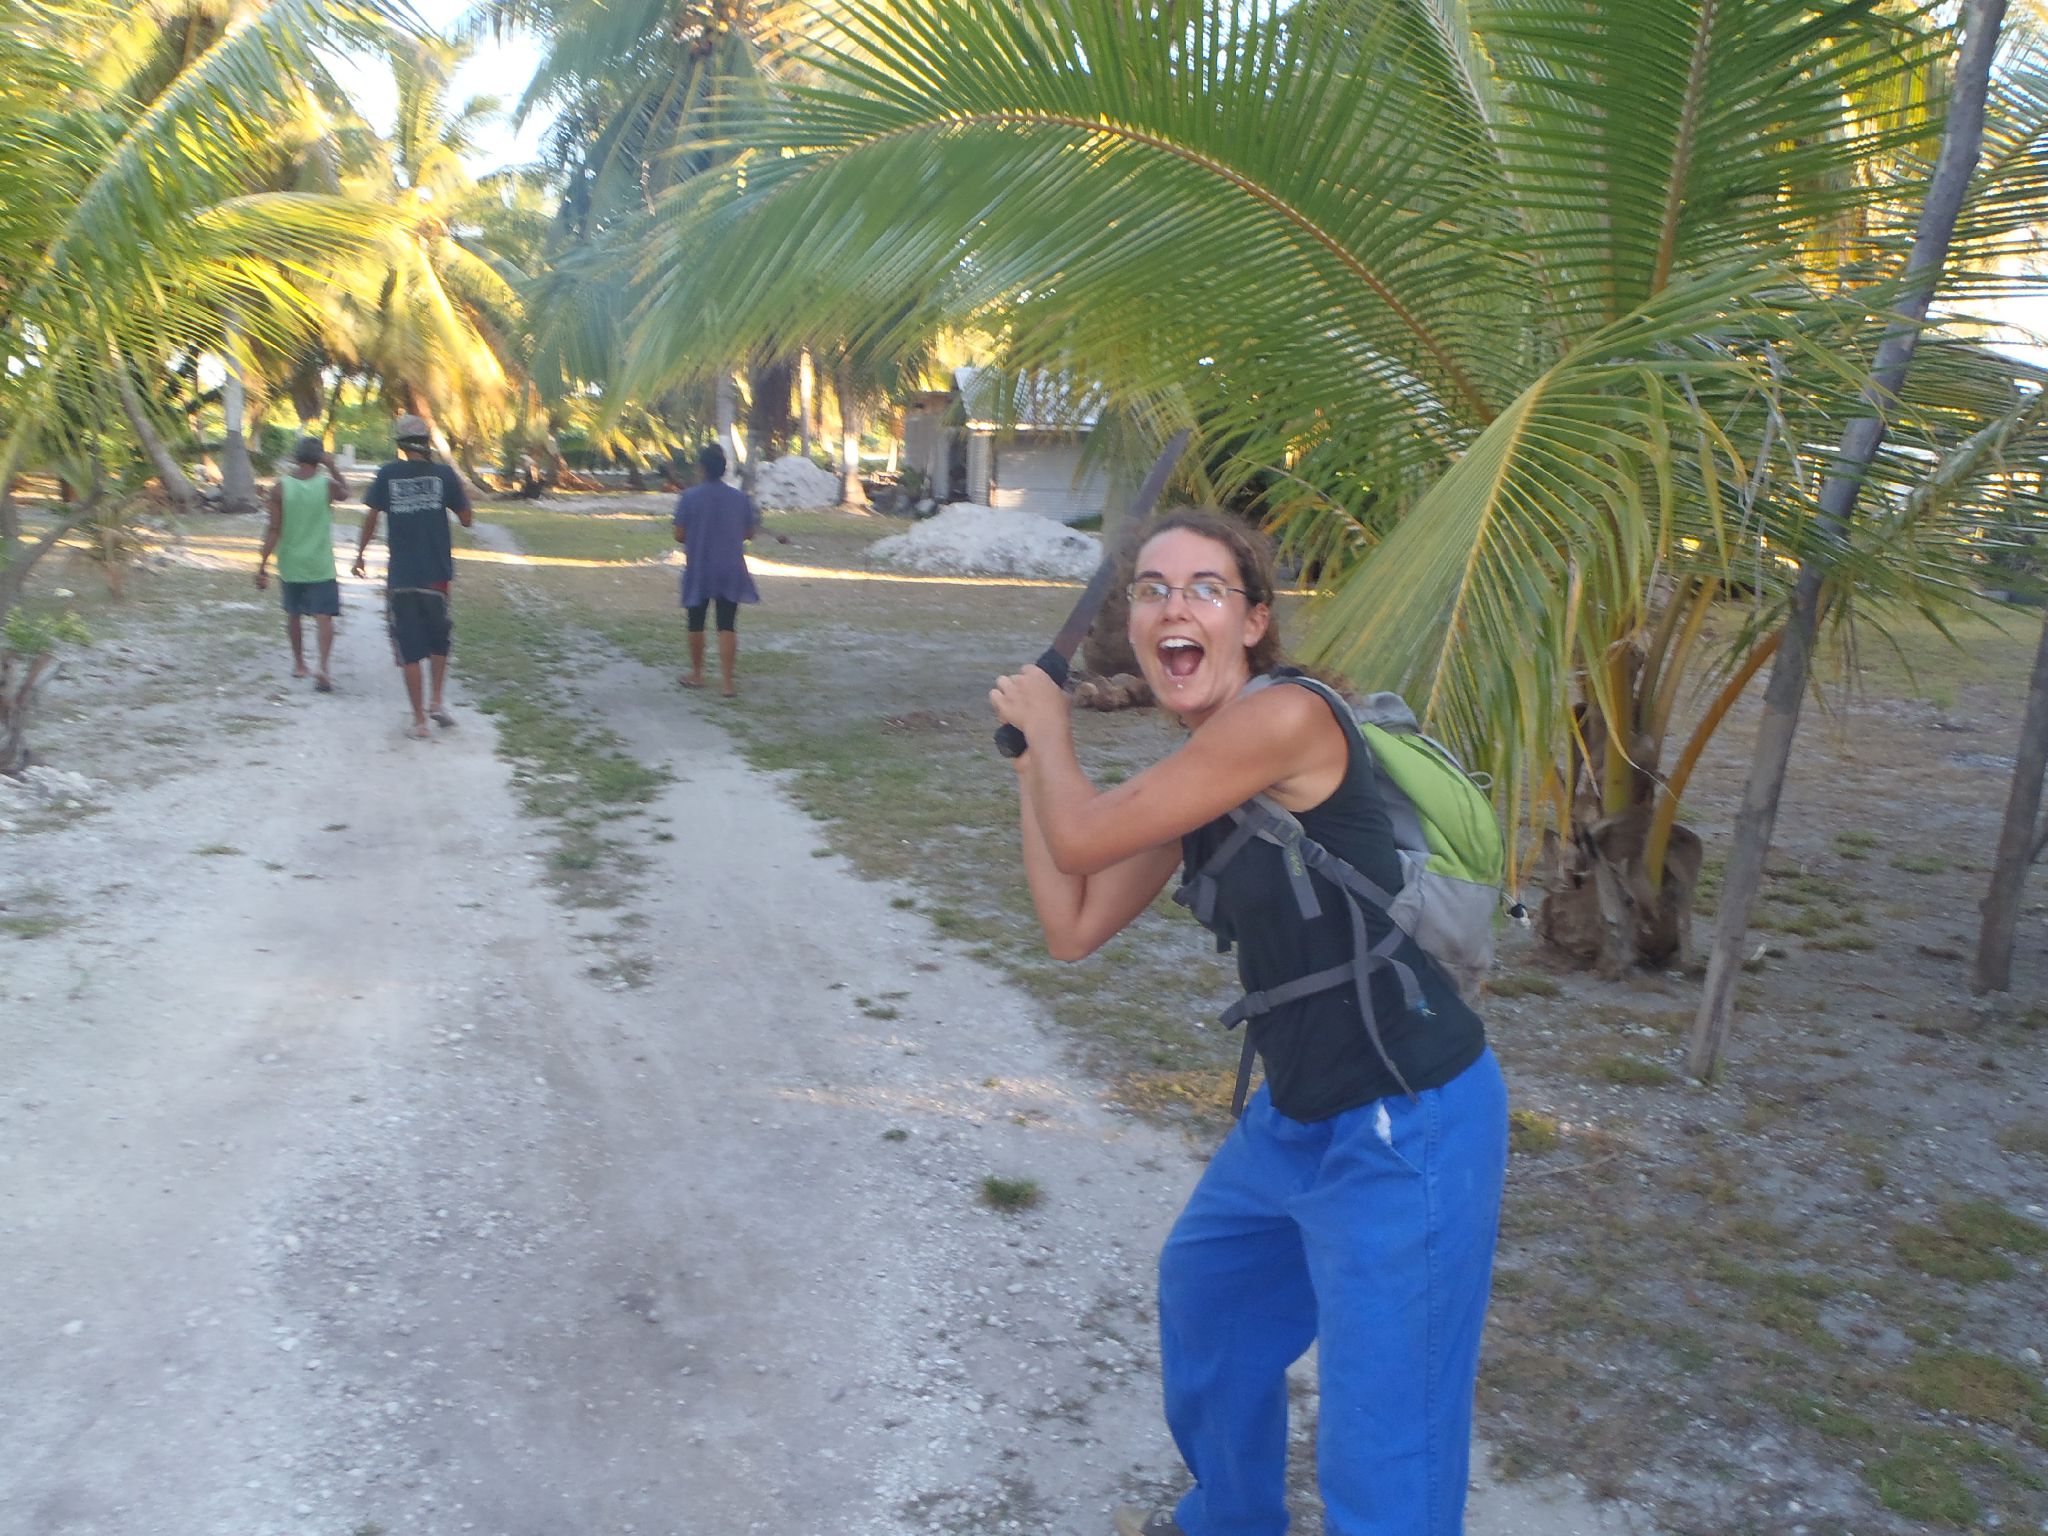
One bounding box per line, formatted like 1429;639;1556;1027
953;366;1105;431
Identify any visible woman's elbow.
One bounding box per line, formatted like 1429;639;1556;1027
1043;929;1104;963
1047;835;1106;878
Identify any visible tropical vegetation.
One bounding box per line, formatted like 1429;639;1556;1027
2;0;2044;980
607;0;2048;991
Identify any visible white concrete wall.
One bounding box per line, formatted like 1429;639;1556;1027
989;439;1109;523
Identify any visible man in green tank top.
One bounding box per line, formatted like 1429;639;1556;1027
256;436;350;691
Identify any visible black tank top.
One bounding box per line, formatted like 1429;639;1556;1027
1180;678;1486;1121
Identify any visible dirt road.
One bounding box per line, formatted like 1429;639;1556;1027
1;536;1641;1535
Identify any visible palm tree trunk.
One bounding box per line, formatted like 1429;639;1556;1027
798;348;815;460
1974;608;2048;993
218;340;259;514
456;443;499;496
715;370;740;474
836;370;867;507
1688;0;2008;1079
113;357;199;514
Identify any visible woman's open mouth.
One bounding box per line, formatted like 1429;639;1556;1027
1159;637;1205;682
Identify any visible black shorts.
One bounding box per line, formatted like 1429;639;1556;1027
386;587;452;665
686;598;739;633
280;578;340;617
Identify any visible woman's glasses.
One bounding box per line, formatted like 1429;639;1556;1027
1126;579;1248;607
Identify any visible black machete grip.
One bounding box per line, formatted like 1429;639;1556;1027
994;647;1073;759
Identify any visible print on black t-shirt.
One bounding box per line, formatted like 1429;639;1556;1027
365;460;468;588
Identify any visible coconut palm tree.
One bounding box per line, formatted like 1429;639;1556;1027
0;0;411;771
0;0;405;560
294;35;544;483
611;0;2047;968
486;0;954;494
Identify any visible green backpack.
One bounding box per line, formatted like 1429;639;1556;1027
1174;671;1505;1113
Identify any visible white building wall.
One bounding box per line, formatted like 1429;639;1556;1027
988;439;1110;523
966;436;993;504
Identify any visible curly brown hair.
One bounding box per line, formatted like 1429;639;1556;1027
1129;506;1285;676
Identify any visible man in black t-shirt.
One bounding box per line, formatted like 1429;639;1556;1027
351;414;474;739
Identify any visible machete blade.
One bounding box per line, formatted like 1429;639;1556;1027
995;427;1193;758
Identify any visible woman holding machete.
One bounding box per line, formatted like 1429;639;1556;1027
990;508;1507;1536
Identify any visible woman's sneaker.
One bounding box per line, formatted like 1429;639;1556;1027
1113;1509;1186;1536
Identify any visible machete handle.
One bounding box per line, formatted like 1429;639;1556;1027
994;647;1073;759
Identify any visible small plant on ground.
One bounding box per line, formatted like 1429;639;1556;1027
1591;1054;1676;1087
1509;1107;1561;1154
981;1175;1042;1212
1490;971;1563;999
1995;1120;2048;1157
1;608;91;774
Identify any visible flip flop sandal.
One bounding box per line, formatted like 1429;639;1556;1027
430;708;455;727
314;678;334;693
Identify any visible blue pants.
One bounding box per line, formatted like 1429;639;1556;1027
1159;1049;1508;1536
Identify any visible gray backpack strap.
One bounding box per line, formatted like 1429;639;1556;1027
1241;796;1323;921
1173;795;1324;935
1216;877;1432;1116
1278;676;1433;861
1172;812;1263;940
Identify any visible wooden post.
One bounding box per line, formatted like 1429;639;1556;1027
1974;609;2048;992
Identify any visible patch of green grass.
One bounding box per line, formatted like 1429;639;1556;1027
1590;1053;1677;1087
980;1175;1042;1213
1900;1351;2048;1433
467;504;671;564
1940;1198;2048;1254
1509;1107;1561;1155
1693;855;1723;904
1490;971;1563;999
1893;1199;2046;1284
1890;852;1947;875
194;843;242;856
760;506;904;545
1995;1120;2048;1157
881;1127;909;1142
1;912;66;939
1893;1226;2011;1284
456;580;669;918
1867;1439;1980;1527
1784;1392;1879;1443
1808;931;1873;951
1833;830;1881;859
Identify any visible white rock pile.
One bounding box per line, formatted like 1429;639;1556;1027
752;455;841;509
869;504;1100;580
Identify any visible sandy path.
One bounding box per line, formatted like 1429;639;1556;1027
0;536;1642;1535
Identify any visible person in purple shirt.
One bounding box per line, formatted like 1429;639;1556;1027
671;441;761;698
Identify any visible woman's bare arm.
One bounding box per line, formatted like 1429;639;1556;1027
1015;685;1346;876
1015;769;1183;960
